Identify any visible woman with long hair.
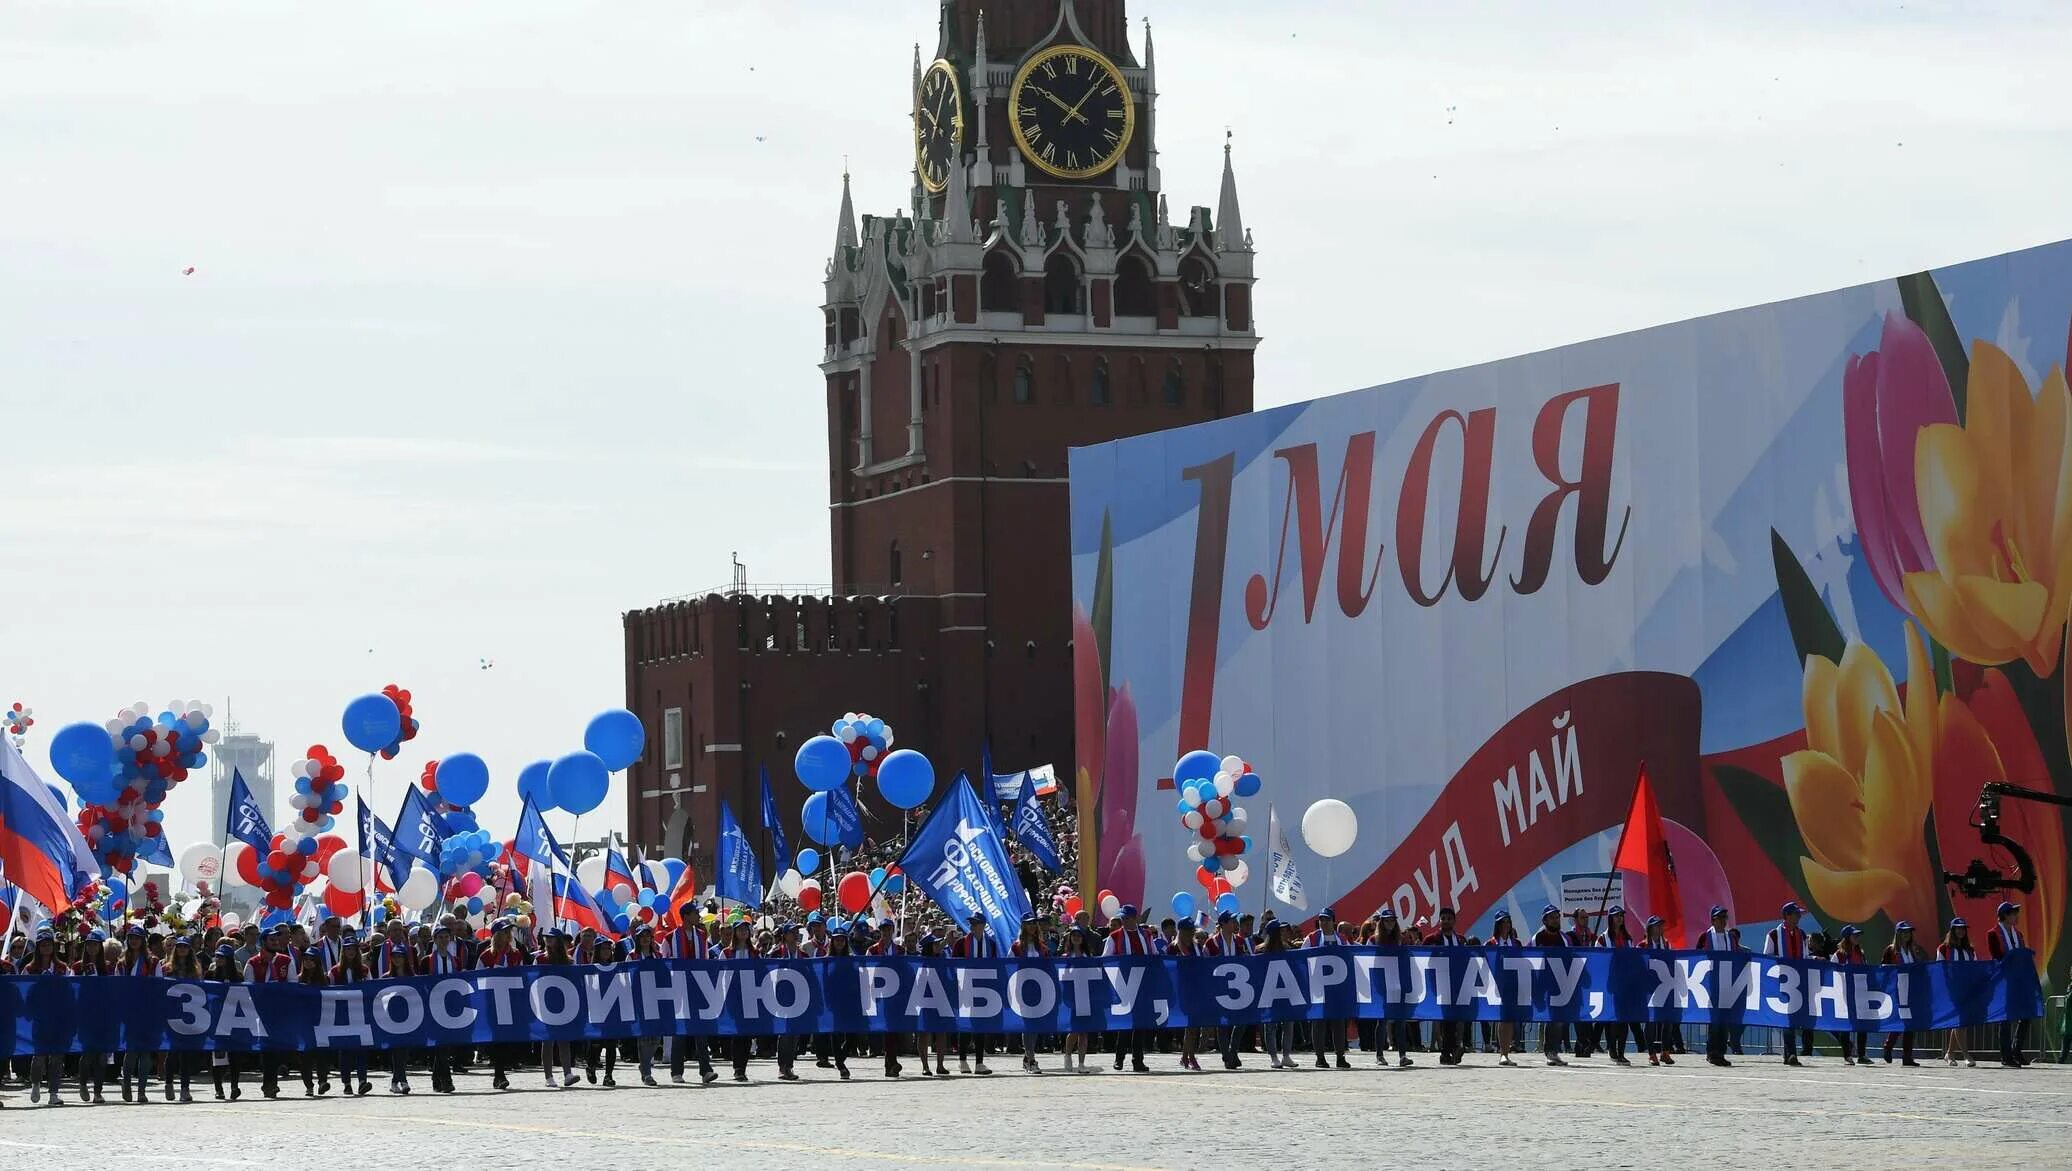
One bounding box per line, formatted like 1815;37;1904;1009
160;937;204;1102
22;930;71;1105
1938;918;1978;1067
1260;922;1298;1069
1487;911;1523;1066
1058;926;1097;1072
536;928;578;1088
330;936;375;1095
206;944;243;1100
1643;916;1677;1065
295;950;333;1096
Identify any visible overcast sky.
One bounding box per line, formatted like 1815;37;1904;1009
6;0;2069;853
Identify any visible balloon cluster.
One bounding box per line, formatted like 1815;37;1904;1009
7;701;32;750
438;829;498;918
66;701;221;874
288;745;350;837
795;712;933;809
242;830;346;914
1172;750;1261;919
376;683;420;760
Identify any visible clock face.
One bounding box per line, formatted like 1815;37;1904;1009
915;59;963;194
1008;44;1134;180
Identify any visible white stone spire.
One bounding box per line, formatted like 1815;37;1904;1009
835;166;858;251
1216;131;1247;251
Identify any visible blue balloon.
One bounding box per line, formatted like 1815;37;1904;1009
297;836;317;856
1215;892;1240;915
870;866;887;888
466;896;484;914
340;693;403;754
793;735;851;793
874;748;935;810
48;722;116;788
662;858;686;888
1174;750;1220;788
583;708;646;773
516;760;556;811
795;848;822;875
1233;771;1262;798
883;873;906;895
637;890;656;908
435;753;491;807
1172;891;1196;918
1201;854;1222;873
547;750;610;816
800;792;838;847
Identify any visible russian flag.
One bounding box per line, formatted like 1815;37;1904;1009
654;862;700;932
602;848;639;899
0;737;94;916
550;870;612;937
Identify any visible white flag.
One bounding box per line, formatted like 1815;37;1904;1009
1267;803;1308;912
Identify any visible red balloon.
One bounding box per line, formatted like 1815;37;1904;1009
144;822;162;837
324;884;364;917
838;871;872;913
236;846;263;886
1196;866;1215;888
797;884;823;912
265;889;293;909
315;835;348;864
1061;895;1083;919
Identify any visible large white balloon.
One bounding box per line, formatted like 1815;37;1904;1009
1301;799;1359;858
1225;859;1251;888
776;868;804;898
223;842;254;887
326;849;365;894
397;866;439;912
177;841;220;887
576;855;608;891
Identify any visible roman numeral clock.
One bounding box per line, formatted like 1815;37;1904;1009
1009;43;1135;181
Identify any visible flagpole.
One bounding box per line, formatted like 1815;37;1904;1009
1595;761;1646;932
362;755;375;930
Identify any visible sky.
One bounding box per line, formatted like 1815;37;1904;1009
5;0;2070;854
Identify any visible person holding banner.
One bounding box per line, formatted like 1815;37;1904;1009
1012;918;1049;1074
116;926;161;1100
719;920;766;1082
161;936;204;1102
1697;906;1742;1067
583;935;623;1086
1877;923;1921;1066
368;924;415;1094
1300;908;1351;1069
1641;915;1677;1064
423;923;468;1092
1763;902;1810;1067
821;923;856;1080
1593;907;1637;1066
293;950;334;1097
1938;918;1979;1066
73;930;112;1103
1052;925;1097;1072
1485;911;1524;1065
1102;905;1158;1073
1205;911;1255;1070
1528;907;1569;1066
1566;909;1600;1058
535;928;580;1087
1427;908;1469;1064
952;914;998;1075
1257;920;1299;1068
22;930;68;1105
1170;917;1209;1071
1987;902;2032;1066
329;935;375;1095
206;943;244;1099
476;918;529;1090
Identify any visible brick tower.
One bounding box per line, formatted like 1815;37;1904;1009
624;0;1257;878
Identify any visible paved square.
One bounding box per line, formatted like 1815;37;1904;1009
4;1054;2066;1169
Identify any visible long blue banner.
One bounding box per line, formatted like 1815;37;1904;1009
2;947;2040;1055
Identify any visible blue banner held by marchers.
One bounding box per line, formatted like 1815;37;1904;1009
0;947;2044;1055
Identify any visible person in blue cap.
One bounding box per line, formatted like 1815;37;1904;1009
1876;922;1922;1066
205;942;244;1099
161;935;204;1102
24;929;70;1104
1299;907;1352;1069
1763;901;1810;1066
329;933;376;1095
1697;904;1741;1066
1827;924;1866;1064
535;927;579;1087
1487;910;1524;1065
1987;901;2032;1065
1937;917;1978;1065
1639;915;1677;1064
73;929;114;1103
1528;906;1569;1066
1102;904;1156;1073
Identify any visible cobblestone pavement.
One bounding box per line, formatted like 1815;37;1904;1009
3;1054;2067;1169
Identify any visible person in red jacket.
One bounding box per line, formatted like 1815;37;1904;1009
1986;902;2032;1066
1528;906;1570;1066
245;925;293;1099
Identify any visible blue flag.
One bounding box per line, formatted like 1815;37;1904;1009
826;784;863;850
512;796;569;869
391;784;446;875
1009;772;1062;874
358;797;405;893
138;831;173;869
716;803;761;907
897;772;1030;952
759;767;788;879
224;768;273;852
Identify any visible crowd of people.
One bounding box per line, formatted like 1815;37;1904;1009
0;890;2051;1108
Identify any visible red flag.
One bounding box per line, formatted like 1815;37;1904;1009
1612;763;1685;947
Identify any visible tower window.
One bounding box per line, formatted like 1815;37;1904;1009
1043;253;1083;315
981;250;1019;312
1091;362;1111;406
1178;255;1217;318
1013;360;1034;404
1163;366;1185;407
889;540;903;588
1114;252;1155;317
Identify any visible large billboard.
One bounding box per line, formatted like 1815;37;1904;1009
1070;238;2072;989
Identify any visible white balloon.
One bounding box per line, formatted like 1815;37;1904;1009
397;866;439;912
224;842;254;887
1225;859;1251;888
860;744;879;761
777;868;805;898
198;703;215;718
576;855;608;891
1219;755;1244;776
1181;788;1204;809
177;841;219;885
1301;798;1359;859
836;726;858;744
1099;894;1122;919
1228;807;1250;829
326;849;364;893
1182;810;1204;830
202;729;221;745
1186;843;1205;862
128;733;147;751
1213;774;1236;798
610;882;634;905
104;719;125;737
642;861;670;890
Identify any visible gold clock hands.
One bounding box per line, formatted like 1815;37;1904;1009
1062;78;1102;124
1028;86;1089;125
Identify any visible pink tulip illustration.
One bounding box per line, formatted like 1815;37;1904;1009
1843;312;1958;610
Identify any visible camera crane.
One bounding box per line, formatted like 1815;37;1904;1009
1944;781;2072;898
